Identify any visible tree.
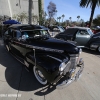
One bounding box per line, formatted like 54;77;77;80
38;0;42;25
32;14;38;24
29;0;33;24
62;14;65;23
58;17;61;23
93;14;100;26
57;17;59;22
80;0;100;27
77;16;80;22
69;17;72;23
47;1;57;25
13;12;27;23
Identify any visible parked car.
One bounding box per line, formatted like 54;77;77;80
55;27;100;52
48;25;65;37
3;25;84;89
92;28;100;34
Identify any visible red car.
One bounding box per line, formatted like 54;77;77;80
92;29;100;34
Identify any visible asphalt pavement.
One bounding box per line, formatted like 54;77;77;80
0;38;100;100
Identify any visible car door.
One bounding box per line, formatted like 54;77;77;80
12;30;30;58
75;30;91;46
3;28;14;48
10;30;22;56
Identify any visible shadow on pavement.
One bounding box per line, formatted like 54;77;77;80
82;48;100;56
34;84;56;96
0;39;55;96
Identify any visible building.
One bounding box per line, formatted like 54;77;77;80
0;0;44;24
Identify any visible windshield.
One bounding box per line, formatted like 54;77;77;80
21;30;50;38
58;26;65;32
87;29;94;36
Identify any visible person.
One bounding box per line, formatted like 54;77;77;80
66;25;70;29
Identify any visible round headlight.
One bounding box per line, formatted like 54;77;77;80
59;62;66;71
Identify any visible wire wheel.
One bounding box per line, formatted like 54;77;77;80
33;66;47;85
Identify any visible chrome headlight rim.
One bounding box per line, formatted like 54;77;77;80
59;62;66;72
79;48;82;55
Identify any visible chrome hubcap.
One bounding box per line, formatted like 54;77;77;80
33;66;47;85
36;69;45;81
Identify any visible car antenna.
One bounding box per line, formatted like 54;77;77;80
33;49;36;67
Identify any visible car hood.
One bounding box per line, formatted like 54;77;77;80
27;37;79;54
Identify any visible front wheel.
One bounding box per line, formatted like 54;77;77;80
98;46;100;53
33;66;47;85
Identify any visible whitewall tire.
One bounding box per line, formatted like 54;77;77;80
33;66;47;85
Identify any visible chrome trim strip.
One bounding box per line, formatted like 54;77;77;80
10;52;24;65
47;55;62;62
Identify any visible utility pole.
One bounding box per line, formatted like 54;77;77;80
28;0;33;24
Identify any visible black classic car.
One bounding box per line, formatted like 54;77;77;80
55;27;100;52
3;25;84;89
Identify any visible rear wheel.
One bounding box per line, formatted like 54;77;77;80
33;66;47;85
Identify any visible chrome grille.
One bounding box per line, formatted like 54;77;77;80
63;61;71;75
70;57;78;69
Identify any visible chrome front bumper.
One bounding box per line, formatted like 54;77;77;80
56;58;84;89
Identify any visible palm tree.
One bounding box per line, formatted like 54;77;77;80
80;0;100;27
69;17;72;22
77;16;80;22
57;17;59;22
59;17;61;23
80;19;84;22
62;14;65;22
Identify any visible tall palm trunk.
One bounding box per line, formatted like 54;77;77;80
89;3;96;27
62;18;63;23
28;0;32;24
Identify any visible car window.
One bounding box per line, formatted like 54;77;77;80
64;28;77;35
87;29;93;36
40;30;50;36
21;30;50;38
12;31;17;38
22;31;29;38
77;30;89;35
53;28;60;32
16;31;21;38
21;30;41;37
5;30;8;35
58;26;65;32
5;29;13;35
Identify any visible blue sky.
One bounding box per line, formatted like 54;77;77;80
44;0;100;22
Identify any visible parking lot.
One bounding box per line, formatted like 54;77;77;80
0;38;100;100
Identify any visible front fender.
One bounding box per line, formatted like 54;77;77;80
25;52;69;83
90;41;100;50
